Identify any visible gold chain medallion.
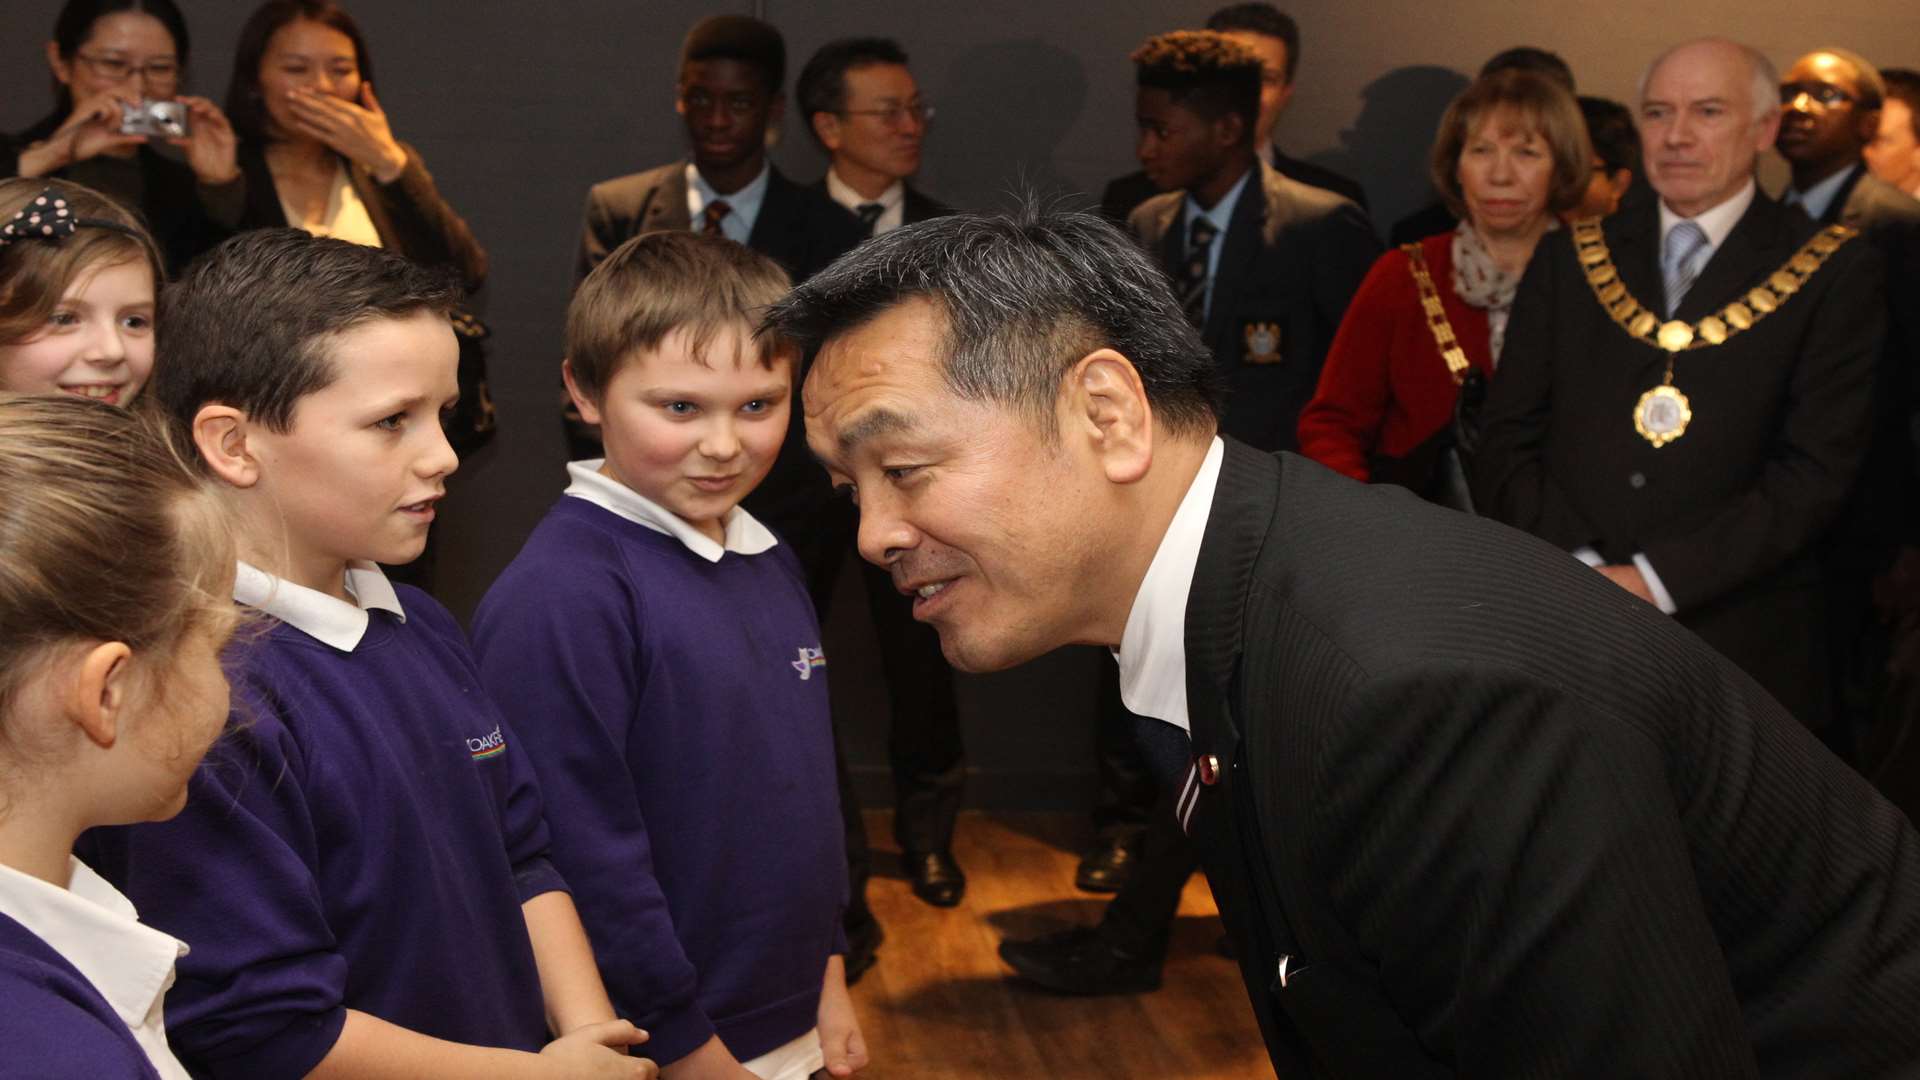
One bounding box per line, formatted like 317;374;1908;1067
1567;217;1854;447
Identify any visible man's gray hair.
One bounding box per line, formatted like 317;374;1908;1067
764;202;1222;441
1637;38;1780;122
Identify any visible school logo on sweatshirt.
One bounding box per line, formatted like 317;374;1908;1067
791;646;827;681
467;723;507;761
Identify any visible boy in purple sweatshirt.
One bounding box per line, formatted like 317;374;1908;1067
472;231;866;1080
89;231;653;1080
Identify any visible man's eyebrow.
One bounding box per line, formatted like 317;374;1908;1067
837;407;915;454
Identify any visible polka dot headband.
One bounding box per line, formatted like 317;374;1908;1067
0;187;148;250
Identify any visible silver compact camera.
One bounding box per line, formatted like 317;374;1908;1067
119;99;189;138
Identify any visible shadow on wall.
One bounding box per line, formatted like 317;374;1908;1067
932;38;1089;211
1311;65;1471;233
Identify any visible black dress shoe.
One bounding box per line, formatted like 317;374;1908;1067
1075;830;1144;893
998;926;1163;995
904;850;967;907
843;910;884;984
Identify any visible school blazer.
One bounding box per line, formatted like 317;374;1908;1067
1185;438;1920;1078
574;160;864;285
1129;161;1379;452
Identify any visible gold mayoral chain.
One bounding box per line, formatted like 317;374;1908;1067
1570;217;1855;448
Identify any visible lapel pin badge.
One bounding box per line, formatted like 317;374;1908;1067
1244;322;1283;364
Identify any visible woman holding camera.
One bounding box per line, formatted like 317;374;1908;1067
225;0;485;290
12;0;242;275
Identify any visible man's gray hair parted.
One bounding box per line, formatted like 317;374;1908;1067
763;201;1222;441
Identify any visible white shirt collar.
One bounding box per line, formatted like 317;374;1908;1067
1659;177;1756;251
234;560;406;652
686;159;772;244
564;459;779;562
1786;163;1858;222
825;169;906;235
0;859;193;1080
1112;437;1226;736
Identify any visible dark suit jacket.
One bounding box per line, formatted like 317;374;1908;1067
1184;439;1920;1078
1098;144;1369;225
1813;167;1920;559
575;159;863;285
806;178;954;233
1473;193;1885;725
1129;161;1381;451
235;141;487;290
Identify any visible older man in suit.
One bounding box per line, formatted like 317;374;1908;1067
1476;38;1887;732
772;201;1920;1078
797;38;954;236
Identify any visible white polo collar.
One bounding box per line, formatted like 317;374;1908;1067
234;560;406;652
1112;437;1226;736
564;459;779;562
0;858;192;1079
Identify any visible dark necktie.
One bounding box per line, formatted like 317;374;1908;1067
1181;216;1219;329
856;202;885;235
700;199;731;237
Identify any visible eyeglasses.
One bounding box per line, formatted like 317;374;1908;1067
841;103;935;127
1780;82;1855;108
74;52;181;84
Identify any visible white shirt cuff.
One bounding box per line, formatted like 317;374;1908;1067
1571;546;1604;568
1631;552;1679;615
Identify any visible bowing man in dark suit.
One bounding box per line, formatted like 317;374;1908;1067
793;36;970;941
1477;38;1887;732
774;202;1920;1079
1098;4;1368;225
1127;30;1378;453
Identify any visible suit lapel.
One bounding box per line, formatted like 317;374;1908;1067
1828;165;1868;227
648;161;692;233
1202;164;1274;349
749;165;807;270
1674;194;1792;323
1185;439;1277;789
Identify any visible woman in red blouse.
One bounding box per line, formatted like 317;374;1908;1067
1298;71;1591;495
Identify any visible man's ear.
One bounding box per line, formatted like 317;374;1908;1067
1753;106;1783;152
1068;348;1154;485
812;110;843;154
192;404;261;489
1216;110;1249;153
561;359;604;426
64;642;133;750
767;92;787;130
1856;105;1883;146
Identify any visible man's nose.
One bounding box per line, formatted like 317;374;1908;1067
855;494;917;569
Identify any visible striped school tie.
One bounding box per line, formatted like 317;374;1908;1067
1181;216;1219;329
700;199;731;237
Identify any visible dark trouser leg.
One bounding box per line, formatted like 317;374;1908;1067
861;558;965;854
1094;661;1157;835
834;718;878;931
1097;794;1200;962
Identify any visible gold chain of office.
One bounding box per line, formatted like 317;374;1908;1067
1571;217;1856;353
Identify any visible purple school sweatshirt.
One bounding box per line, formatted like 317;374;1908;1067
471;496;847;1066
87;586;562;1079
0;912;162;1079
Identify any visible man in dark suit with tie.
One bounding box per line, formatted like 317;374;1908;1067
1776;47;1920;793
1100;4;1368;224
1476;38;1887;734
797;38;954;236
792;35;971;946
773;201;1920;1079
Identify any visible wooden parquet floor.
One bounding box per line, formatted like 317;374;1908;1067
846;810;1272;1079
